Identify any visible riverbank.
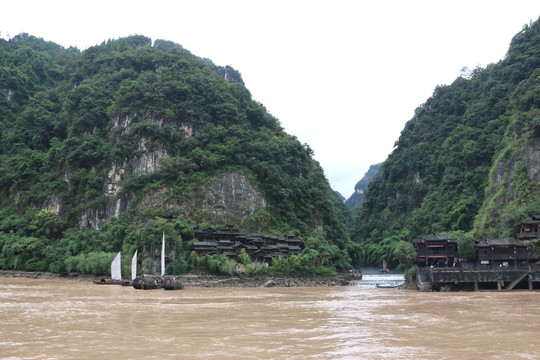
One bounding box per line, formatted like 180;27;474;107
0;270;353;288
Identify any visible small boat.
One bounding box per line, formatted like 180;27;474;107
132;232;184;290
93;278;124;285
163;275;184;290
132;233;163;290
376;282;402;289
163;235;184;290
132;274;161;289
94;252;129;285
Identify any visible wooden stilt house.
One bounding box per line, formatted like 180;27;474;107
413;235;458;268
518;215;540;240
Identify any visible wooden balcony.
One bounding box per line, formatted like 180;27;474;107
518;231;539;239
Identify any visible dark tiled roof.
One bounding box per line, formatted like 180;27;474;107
193;241;218;247
413;234;457;243
476;238;526;247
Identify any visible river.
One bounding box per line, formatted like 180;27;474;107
1;277;540;359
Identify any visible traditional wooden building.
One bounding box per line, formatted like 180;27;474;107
518;215;540;240
413;235;458;268
414;220;540;291
191;225;302;262
475;238;531;269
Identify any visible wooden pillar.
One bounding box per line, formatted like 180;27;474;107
474;280;478;291
497;281;502;291
529;278;533;290
445;241;448;267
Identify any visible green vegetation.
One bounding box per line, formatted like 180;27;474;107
393;241;417;269
1;17;539;275
345;163;381;212
352;18;540;266
0;33;354;275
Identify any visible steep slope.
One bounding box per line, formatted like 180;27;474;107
0;34;352;273
352;19;540;266
345;163;381;212
474;67;540;237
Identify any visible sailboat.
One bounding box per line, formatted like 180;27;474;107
131;249;137;281
131;244;159;290
132;232;184;290
162;232;184;290
381;259;389;273
94;252;127;285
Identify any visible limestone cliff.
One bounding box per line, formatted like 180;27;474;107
139;172;266;226
0;34;349;245
77;111;265;230
475;138;540;237
345;163;381;212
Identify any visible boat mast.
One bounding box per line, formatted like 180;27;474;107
161;231;165;276
173;238;177;276
150;229;155;274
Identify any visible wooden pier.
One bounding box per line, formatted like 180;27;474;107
417;266;540;291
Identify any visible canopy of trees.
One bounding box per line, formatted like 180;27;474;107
0;34;354;274
352;18;540;267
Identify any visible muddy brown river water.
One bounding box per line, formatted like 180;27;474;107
1;277;540;359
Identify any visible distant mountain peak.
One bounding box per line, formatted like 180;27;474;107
345;163;382;212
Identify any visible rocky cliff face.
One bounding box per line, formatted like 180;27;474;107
139;172;266;226
345;163;381;212
78;168;266;230
1;34;349;244
475;138;540;236
76;109;265;230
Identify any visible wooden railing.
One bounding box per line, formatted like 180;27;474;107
518;231;539;238
418;264;540;273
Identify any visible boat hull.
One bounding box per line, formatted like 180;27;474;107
376;283;402;288
132;275;161;290
93;278;131;286
163;276;184;290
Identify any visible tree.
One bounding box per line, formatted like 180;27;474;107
394;241;417;268
237;248;250;266
455;232;477;261
29;209;62;241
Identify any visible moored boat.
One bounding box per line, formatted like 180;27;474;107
163;275;184;290
132;232;184;290
132;274;161;290
93;278;123;285
94;252;130;285
376;282;402;288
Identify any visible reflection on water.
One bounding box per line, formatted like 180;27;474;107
1;277;540;359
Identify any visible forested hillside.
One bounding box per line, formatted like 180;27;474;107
345;163;381;212
0;34;355;275
353;19;540;267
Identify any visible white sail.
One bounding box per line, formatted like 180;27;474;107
131;250;138;280
161;232;166;276
111;252;122;280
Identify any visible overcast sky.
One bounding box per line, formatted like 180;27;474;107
2;1;540;197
